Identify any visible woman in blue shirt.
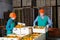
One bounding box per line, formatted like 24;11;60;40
33;8;52;38
6;12;16;36
33;8;52;28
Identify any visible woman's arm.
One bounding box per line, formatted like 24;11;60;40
33;16;38;26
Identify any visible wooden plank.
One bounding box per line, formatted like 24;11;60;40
13;8;23;22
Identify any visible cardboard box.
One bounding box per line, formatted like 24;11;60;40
13;27;31;37
33;27;48;33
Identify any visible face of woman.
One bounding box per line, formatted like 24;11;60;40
11;16;16;20
40;13;44;16
39;8;45;16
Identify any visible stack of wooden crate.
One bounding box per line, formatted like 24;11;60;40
12;0;55;26
13;8;23;22
13;0;56;8
13;7;34;26
13;0;32;7
36;0;56;7
22;7;33;26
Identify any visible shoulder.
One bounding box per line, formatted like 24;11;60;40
37;15;40;17
36;16;40;18
44;15;50;19
7;18;12;23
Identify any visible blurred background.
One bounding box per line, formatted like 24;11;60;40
0;0;60;40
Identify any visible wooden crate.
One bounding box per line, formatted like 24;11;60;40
22;0;32;7
45;7;52;18
13;0;21;7
37;0;45;7
57;0;60;5
13;8;23;22
13;7;37;26
45;0;51;6
22;7;33;26
51;0;56;6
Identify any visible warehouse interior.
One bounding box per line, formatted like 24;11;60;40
0;0;60;40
